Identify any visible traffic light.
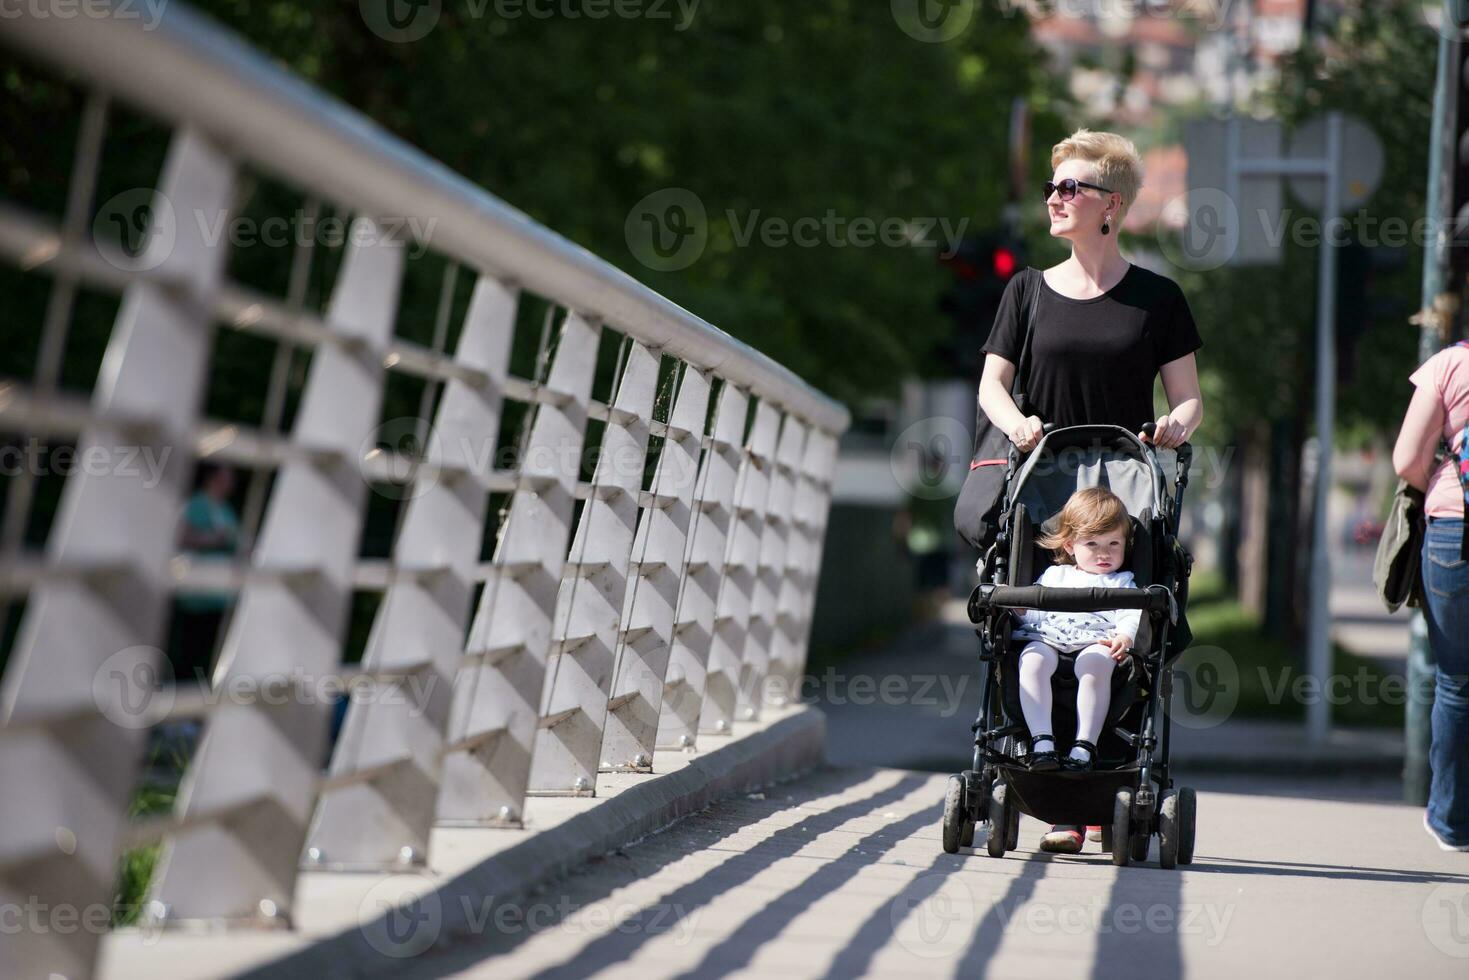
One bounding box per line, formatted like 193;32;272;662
938;232;1026;379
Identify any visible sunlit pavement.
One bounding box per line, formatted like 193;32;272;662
387;766;1468;979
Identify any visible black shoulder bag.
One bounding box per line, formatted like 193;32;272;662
954;267;1041;550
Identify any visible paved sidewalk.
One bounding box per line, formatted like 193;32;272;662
388;766;1469;978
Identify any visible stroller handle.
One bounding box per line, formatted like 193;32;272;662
969;583;1178;621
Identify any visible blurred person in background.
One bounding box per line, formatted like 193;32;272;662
172;463;239;685
1393;342;1469;852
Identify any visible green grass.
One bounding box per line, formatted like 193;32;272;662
111;746;185;927
1185;571;1404;729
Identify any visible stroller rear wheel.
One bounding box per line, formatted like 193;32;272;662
942;775;966;854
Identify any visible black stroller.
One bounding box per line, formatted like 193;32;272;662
942;422;1197;868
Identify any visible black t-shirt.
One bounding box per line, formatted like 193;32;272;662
980;263;1203;432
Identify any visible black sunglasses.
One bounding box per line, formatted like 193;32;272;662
1043;178;1114;202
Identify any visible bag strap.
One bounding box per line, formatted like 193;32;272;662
1011;267;1042;416
1448;341;1469;558
1451;425;1469;560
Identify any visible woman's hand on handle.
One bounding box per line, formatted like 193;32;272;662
1140;413;1188;450
1009;416;1045;452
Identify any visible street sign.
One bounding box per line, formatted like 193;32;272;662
1287;115;1384;215
1183;117;1285;267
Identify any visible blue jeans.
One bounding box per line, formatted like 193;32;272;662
1423;516;1469;846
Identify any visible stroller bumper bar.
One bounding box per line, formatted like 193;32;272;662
969;583;1179;624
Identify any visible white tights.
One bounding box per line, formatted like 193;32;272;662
1017;640;1115;761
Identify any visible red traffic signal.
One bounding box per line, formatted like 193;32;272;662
992;245;1017;280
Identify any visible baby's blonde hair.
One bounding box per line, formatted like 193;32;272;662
1036;487;1133;566
1051;128;1144;224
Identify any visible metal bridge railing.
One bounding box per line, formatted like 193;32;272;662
0;5;847;978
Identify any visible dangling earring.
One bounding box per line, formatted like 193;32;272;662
1101;213;1111;236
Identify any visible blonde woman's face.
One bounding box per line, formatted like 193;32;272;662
1046;158;1115;240
1064;524;1126;574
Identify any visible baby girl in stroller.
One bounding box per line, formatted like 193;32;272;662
1011;486;1139;851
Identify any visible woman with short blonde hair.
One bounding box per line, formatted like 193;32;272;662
975;127;1206;853
979;126;1202;454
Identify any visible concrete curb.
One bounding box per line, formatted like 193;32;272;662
238;705;825;979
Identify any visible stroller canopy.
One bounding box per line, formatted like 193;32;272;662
1009;425;1170;529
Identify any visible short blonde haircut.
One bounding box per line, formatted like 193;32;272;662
1037;487;1133;566
1051;129;1144;223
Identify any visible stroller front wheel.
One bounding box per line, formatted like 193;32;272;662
942;775;966;854
986;780;1012;858
1111;788;1133;867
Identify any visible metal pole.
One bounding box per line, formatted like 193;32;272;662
1406;25;1461;805
1306;112;1342;746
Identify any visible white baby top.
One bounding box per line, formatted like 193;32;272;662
1009;564;1142;653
